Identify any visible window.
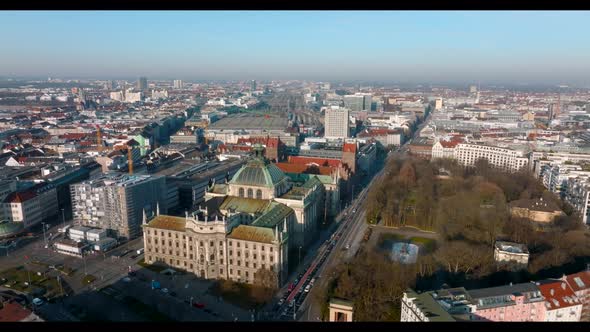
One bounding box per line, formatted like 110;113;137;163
220;259;223;264
219;250;223;255
256;189;262;199
261;246;265;251
253;263;257;269
237;270;241;276
168;250;172;254
253;254;257;259
230;259;233;264
245;262;249;267
220;269;224;274
161;231;164;236
183;235;185;240
229;241;232;247
270;256;274;262
176;260;180;265
253;244;256;250
219;241;223;246
200;241;204;247
238;261;241;266
230;269;233;275
210;254;215;261
247;188;253;198
168;233;171;238
210;241;214;247
190;264;193;269
270;247;273;252
230;250;233;256
239;188;244;197
237;242;240;248
245;243;248;249
175;234;178;239
245;271;249;278
237;251;241;257
168;241;172;246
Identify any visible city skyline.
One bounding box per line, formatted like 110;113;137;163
1;11;590;85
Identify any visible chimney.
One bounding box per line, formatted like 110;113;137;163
562;283;566;290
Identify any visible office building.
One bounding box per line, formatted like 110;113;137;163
343;95;364;112
70;174;170;240
137;77;148;91
324;107;350;140
173;80;184;89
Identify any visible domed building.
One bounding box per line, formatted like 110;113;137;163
142;145;326;287
227;148;291;200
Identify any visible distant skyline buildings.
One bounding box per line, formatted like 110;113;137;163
1;11;590;85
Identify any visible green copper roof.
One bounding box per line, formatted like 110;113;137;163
230;157;287;188
219;196;271;214
252;201;293;228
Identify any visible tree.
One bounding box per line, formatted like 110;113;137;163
399;161;417;188
252;268;278;304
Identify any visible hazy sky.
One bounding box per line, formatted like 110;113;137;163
1;11;590;84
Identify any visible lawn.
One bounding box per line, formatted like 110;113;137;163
409;237;437;253
82;274;97;285
0;266;61;297
137;259;168;273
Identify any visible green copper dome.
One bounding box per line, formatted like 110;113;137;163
230;154;287;188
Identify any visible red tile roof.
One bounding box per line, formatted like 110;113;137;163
275;162;334;176
0;302;34;322
3;191;37;203
564;271;590;292
439;140;462;148
538;280;582;310
343;143;357;153
288;156;342;167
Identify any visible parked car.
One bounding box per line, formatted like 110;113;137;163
278;298;284;306
304;285;311;292
32;298;44;306
161;288;169;293
122;277;131;282
192;302;205;309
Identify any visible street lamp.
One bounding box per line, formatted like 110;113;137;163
41;222;47;247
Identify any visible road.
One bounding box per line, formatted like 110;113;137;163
294;106;433;321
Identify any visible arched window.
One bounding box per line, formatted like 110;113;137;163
247;188;253;198
239;187;244;197
256;189;262;199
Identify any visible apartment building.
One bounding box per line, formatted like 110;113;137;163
454;143;529;172
324;107;350;140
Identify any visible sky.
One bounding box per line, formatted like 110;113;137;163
1;11;590;85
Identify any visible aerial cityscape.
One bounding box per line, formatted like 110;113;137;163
1;11;590;323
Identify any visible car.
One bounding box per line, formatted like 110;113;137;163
353;209;356;213
161;288;169;293
288;301;294;308
304;285;311;292
278;298;284;306
310;278;316;285
345;244;350;250
32;298;44;306
122;277;131;282
130;255;138;259
193;302;205;309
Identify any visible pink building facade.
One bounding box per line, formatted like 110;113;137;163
468;283;546;321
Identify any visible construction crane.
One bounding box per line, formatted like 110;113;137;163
128;148;134;175
96;125;103;152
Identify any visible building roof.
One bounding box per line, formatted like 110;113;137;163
227;225;275;244
495;241;529;254
287;156;342;168
468;282;539;300
229;157;287;188
252;201;293;228
564;271;590;292
509;198;562;213
405;289;455;322
145;215;187;232
343;143;357;153
275;162;334;176
2;191;37;203
537;280;582;310
219;196;271;215
0;301;35;322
